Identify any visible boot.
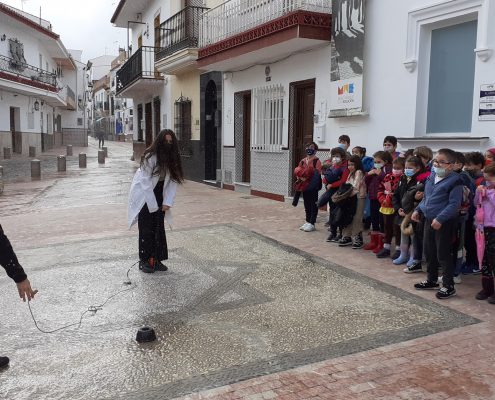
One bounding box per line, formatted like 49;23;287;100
364;231;379;250
476;276;494;300
373;234;384;254
393;244;410;265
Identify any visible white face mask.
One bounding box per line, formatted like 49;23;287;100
332;157;342;164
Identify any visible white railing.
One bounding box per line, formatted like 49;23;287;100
199;0;331;47
252;84;285;153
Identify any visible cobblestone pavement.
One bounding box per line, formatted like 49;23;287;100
1;138;495;400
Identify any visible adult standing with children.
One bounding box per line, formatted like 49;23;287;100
128;129;184;273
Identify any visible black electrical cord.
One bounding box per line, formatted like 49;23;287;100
27;261;139;334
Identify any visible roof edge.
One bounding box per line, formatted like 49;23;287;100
110;0;126;24
0;3;59;40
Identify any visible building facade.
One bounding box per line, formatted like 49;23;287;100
0;3;87;156
197;0;495;201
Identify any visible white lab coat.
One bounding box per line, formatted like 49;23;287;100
127;155;178;228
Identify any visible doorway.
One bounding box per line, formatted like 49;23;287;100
10;107;21;154
290;79;316;190
145;102;152;147
204;80;218;181
153;97;161;137
137;104;143;141
242;92;251;183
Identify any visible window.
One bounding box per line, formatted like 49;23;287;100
77;118;83;126
174;96;192;156
426;20;477;133
252;84;284;152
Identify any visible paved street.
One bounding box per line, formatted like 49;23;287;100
1;138;495;400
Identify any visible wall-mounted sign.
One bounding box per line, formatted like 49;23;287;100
479;83;495;121
329;0;366;118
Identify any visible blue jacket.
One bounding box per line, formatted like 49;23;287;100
416;171;463;224
361;156;374;173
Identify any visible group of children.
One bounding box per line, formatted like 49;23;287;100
294;135;495;300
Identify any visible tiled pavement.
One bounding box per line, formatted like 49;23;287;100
1;138;494;399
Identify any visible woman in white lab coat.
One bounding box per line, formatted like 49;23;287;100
128;129;184;273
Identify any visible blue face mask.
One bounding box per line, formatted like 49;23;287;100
306;148;316;156
374;163;383;169
404;168;415;177
338;143;348;150
433;166;446;178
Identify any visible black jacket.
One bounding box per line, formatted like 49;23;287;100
0;225;27;283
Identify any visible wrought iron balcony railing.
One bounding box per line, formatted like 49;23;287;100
116;46;162;94
199;0;331;47
155;6;208;61
0;54;57;88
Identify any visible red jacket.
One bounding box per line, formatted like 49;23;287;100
294;157;321;191
377;173;402;208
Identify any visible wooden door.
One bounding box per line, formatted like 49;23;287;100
154;14;160;48
153;97;161;137
145;102;152;147
137;104;143;141
292;80;315;172
242;92;251;183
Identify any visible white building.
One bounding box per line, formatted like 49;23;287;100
197;0;495;201
0;2;86;156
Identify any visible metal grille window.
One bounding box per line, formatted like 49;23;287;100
174;96;192;155
252;84;284;152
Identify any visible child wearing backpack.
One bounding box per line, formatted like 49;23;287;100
364;150;393;252
474;163;495;303
339;155;366;248
412;148;463;299
376;157;404;259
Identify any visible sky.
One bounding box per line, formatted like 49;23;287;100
3;0;127;62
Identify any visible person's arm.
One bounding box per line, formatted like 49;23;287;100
0;226;27;283
162;180;178;209
435;185;463;224
330;168;349;189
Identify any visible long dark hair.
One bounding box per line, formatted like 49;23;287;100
348;155;363;172
141;129;184;184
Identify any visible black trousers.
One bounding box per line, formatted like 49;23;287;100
481;227;495;278
413;217;425;261
369;199;382;232
424;217;457;287
303;189;319;225
464;215;478;266
138;181;168;262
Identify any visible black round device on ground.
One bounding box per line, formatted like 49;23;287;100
136;326;157;343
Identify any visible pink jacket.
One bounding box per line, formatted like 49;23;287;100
475;187;495;228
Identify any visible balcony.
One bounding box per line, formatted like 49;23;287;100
155;6;208;75
60;85;76;110
116;46;164;97
0;54;57;91
198;0;332;71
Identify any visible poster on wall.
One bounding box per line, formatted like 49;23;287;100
479;83;495;121
329;0;366;118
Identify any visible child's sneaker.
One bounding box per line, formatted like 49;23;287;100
404;261;423;273
352;235;364;249
391;250;401;260
330;234;342;243
488;296;495;304
303;224;316;232
376;248;390;258
475;290;490;300
436;286;456;299
393;253;409;265
414;280;439;290
300;222;310;231
338;236;353;247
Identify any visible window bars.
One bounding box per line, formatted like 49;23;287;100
252;84;284;152
174;95;192;156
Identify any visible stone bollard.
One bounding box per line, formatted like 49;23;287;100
57;155;66;172
3;147;11;159
79;153;87;168
0;166;4;195
98;150;105;164
102;146;108;158
31;159;41;179
66;145;73;156
29;146;36;158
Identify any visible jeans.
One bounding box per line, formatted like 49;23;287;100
303;189;319;225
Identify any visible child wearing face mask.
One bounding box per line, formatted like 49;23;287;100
339;155;366;248
352;146;374;173
338;134;352;160
393;157;425;272
376;157;405;259
364;151;393;252
474;163;495;303
484;148;495;168
412;148;463;299
383;136;401;160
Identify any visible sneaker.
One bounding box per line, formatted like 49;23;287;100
488;296;495;304
391;250;401;260
338;237;353;247
404;261;423;273
461;264;481;275
139;260;155;274
0;356;9;368
406;258;418;268
154;260;168;272
303;223;316;232
414;280;440;290
436;286;456;299
300;223;310;231
352;237;364;249
476;290;490;300
376;248;391;258
330;234;342;243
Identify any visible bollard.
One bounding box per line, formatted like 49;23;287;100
29;146;36;158
79;153;87;168
102;146;108;158
0;166;4;195
66;145;73;156
57;155;66;172
31;159;41;179
3;147;11;159
98;150;105;164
